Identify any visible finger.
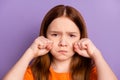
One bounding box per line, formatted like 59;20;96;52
37;49;49;56
85;42;96;56
77;42;82;50
74;41;90;58
79;39;88;49
74;40;87;50
74;42;82;54
46;41;53;50
74;46;89;57
37;36;52;49
73;42;79;50
38;44;45;49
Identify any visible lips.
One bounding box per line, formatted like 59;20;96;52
58;50;67;54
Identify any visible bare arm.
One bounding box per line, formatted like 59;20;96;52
74;38;118;80
93;51;117;80
3;36;53;80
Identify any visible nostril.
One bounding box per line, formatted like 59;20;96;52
58;39;67;47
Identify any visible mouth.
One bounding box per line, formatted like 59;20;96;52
58;50;67;54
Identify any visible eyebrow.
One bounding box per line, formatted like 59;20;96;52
48;31;80;34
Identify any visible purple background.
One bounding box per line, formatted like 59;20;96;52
0;0;120;79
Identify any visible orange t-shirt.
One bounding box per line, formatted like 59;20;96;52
24;67;97;80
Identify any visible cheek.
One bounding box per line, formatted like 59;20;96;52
69;39;77;44
70;42;75;49
51;40;58;48
69;40;78;48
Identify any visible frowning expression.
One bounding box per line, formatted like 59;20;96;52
47;17;80;61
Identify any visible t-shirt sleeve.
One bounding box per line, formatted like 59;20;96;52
90;67;97;80
24;67;34;80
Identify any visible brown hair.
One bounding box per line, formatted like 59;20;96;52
31;5;94;80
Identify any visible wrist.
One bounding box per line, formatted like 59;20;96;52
24;48;35;60
91;50;103;62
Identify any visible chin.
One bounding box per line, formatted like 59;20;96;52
54;56;72;61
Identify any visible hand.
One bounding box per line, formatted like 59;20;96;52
73;38;100;58
28;36;53;58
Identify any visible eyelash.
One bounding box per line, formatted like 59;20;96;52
51;33;76;37
69;34;76;37
51;34;58;36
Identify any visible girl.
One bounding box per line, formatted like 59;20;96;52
3;5;117;80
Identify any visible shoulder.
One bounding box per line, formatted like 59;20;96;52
24;66;34;80
90;66;97;80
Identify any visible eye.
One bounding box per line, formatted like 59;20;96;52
51;33;58;37
69;34;76;37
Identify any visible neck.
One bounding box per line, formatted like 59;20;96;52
51;58;71;73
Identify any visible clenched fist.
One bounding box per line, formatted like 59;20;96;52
28;36;53;58
74;38;101;59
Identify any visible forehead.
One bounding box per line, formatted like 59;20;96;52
47;17;80;33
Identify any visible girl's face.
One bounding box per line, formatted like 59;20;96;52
47;17;80;61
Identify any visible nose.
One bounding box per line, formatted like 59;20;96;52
58;38;68;47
